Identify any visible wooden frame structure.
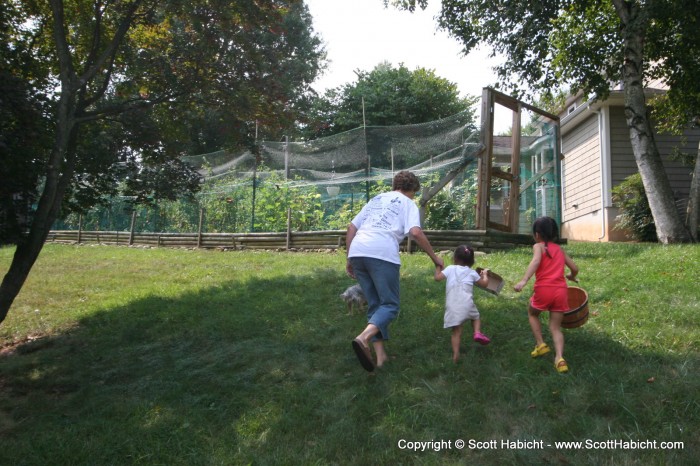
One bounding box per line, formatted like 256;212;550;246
476;88;561;232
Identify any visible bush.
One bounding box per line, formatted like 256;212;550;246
611;173;658;242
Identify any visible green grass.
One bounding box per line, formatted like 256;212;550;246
0;242;698;465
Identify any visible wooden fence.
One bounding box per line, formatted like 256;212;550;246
47;228;535;253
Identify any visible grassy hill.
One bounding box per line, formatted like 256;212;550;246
1;242;698;464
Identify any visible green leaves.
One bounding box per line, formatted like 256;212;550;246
612;173;658;242
302;62;476;139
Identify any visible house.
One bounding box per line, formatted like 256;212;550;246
558;88;700;241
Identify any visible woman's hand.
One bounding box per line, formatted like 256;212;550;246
346;260;355;279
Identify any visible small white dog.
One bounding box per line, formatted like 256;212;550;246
340;284;367;315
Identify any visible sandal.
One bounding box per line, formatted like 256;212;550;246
473;332;491;345
555;358;569;373
352;338;375;372
530;343;550;358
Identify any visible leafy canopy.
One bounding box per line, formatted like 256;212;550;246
302;61;477;138
389;0;699;105
5;0;325;215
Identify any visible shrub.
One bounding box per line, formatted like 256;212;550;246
611;173;658;242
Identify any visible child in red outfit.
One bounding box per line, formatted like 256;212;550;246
514;217;579;373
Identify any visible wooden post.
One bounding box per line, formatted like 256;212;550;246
284;135;290;180
77;214;83;244
363;96;370;202
286;208;292;250
197;208;204;248
129;210;136;245
476;88;494;229
391;146;394;178
509;103;522;231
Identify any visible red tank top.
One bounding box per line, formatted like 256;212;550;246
534;242;566;289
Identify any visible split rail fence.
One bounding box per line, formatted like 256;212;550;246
46;228;535;253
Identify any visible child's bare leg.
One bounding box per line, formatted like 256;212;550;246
548;312;565;362
528;306;545;346
472;319;481;334
373;339;388;367
451;325;463;362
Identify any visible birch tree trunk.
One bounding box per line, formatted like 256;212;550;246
686;140;700;242
613;0;691;244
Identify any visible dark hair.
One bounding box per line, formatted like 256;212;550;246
392;170;421;192
453;244;475;267
532;216;559;258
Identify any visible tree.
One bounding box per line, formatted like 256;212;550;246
0;2;52;245
646;0;700;241
390;0;698;243
0;0;324;324
301;61;477;138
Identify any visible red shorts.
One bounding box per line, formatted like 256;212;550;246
530;286;570;312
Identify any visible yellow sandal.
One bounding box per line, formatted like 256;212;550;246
555;358;569;373
531;343;550;358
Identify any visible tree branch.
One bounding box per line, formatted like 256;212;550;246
77;0;145;87
49;0;77;87
74;91;185;123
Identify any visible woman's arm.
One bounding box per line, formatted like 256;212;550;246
409;226;444;269
345;223;358;278
434;265;445;281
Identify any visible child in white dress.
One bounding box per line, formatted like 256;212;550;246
435;245;490;362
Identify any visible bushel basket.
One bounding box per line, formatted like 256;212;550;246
562;286;589;329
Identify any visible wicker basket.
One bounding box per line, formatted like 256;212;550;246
562;286;589;329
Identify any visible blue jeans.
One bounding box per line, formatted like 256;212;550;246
350;257;400;341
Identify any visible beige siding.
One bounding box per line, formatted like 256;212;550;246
562;114;601;222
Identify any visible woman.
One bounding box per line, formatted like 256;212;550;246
346;171;444;372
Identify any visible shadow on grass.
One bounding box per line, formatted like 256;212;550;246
0;267;697;465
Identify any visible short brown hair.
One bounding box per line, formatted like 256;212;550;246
392;170;421;192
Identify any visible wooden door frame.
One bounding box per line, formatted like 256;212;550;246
476;88;560;232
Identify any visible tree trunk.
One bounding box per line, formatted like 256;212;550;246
686;140;700;242
0;0;81;324
614;0;691;244
0;90;79;323
0;160;76;323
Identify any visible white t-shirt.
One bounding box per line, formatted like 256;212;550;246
442;265;481;327
348;191;421;265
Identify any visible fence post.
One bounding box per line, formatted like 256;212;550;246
197;208;204;248
129;210;136;245
77;214;83;244
284;135;289;180
286;208;292;250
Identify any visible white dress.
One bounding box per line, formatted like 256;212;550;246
442;265;481;328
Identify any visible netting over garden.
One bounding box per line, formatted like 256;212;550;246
171;109;485;232
54;106;562;235
182;109;480;193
